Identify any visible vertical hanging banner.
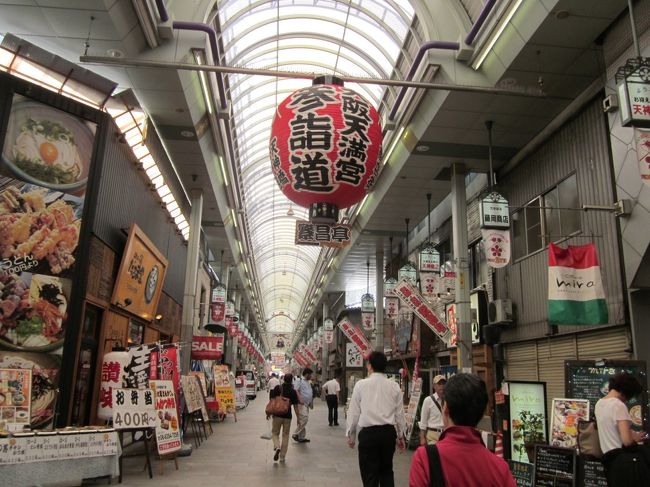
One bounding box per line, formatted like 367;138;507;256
393;279;452;343
324;330;334;344
635;128;650;186
361;312;375;331
385;296;399;320
337;318;373;359
481;229;511;268
548;243;608;325
150;345;181;418
419;272;439;300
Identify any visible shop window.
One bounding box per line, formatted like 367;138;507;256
512;174;580;260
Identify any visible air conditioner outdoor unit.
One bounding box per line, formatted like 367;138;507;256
488;299;513;325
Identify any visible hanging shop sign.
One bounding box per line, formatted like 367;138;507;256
507;381;548;462
295;220;352;247
445;302;481;347
385;296;399;320
324;330;334;344
441;269;456;297
269;81;382;215
150;380;181;455
617;58;650;128
548;243;608;325
337;318;372;359
393;279;452;343
111;224;168;322
480;192;510;229
211;285;226;304
394;309;413;354
225;300;235;317
550;398;589;449
301;343;318;363
97;349;129;420
0;368;32;431
210;302;225;322
419;244;440;272
482;229;511;268
345;342;363;367
111;388;157;429
361;312;375;331
272;333;289;349
191;335;224;360
384;277;398;297
420;272;439;300
361;293;375;313
293;350;310;368
323;318;334;331
635;128;650;186
398;263;418;285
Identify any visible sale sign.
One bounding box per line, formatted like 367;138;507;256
393;279;452;343
191;335;224;360
337;318;373;359
150;380;181;454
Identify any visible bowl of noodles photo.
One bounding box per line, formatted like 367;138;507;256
1;98;95;193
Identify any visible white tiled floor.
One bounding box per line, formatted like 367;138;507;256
113;395;414;487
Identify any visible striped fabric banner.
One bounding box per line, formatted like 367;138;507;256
548;243;608;325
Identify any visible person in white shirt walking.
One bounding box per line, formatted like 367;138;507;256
346;351;407;487
292;368;314;443
267;373;280;395
418;374;446;445
323;376;341;426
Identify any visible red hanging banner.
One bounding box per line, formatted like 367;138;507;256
337;318;373;359
191;335;224;360
393;279;452;343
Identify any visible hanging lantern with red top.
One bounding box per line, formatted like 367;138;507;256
270;76;382;223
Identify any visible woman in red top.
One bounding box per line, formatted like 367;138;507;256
409;374;516;487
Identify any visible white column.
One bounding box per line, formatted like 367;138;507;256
451;163;472;372
375;238;384;351
181;189;203;374
322;302;329;378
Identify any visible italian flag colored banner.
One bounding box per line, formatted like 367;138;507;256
548;243;608;325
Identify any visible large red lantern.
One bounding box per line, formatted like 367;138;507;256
270;77;382;220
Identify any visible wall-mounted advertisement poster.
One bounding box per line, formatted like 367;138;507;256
0;90;100;429
550;398;589;449
508;381;547;462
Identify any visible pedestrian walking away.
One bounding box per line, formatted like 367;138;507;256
292;367;314;443
409;373;517;487
418;375;446;446
267;373;280;395
346;351;406;487
269;373;300;463
323;375;341;426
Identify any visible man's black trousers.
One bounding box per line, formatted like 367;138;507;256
326;394;338;425
357;424;397;487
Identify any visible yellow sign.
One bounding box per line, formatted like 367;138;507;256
111;224;168;321
215;386;235;413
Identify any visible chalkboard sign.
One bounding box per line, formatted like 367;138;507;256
565;360;647;429
508;460;534;487
579;457;608;487
534;445;576;487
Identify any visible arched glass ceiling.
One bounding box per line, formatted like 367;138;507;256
216;0;415;335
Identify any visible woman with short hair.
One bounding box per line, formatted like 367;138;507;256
269;373;300;463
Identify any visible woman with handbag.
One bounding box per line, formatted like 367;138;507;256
595;372;650;486
268;373;300;463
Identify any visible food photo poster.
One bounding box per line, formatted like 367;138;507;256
550;398;589;448
508;381;547;462
0;92;98;429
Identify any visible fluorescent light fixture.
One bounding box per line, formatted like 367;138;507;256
356;194;369;216
471;0;523;70
194;51;214;115
383;126;405;164
238;241;244;256
218;155;229;187
231;209;238;228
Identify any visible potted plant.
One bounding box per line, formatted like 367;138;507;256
520;411;546;462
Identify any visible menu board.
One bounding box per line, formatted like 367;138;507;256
508;381;547;462
150;380;181;455
579;457;608;487
534;445;576;487
0;368;32;430
508;460;534;487
181;374;208;419
111;388;156;429
565;360;647;429
405;378;423;447
0;91;100;428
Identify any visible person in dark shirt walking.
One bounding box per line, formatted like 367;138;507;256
269;373;300;463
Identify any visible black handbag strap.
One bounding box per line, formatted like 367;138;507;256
426;444;446;487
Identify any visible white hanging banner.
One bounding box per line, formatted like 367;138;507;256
385;296;399;320
635;128;650;186
420;272;439;299
324;330;334;344
481;229;511;268
361;312;375;331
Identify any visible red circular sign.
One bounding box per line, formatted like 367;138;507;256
270;84;382;209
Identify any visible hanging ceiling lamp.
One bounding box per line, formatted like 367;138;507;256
419;193;440;273
361;259;375;331
398;218;417;284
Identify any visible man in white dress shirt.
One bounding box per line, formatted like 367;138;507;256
267;373;280;394
418;374;446;445
346;351;406;487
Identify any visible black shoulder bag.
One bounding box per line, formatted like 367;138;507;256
426;444;446;487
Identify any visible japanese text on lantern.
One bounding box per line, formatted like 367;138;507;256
335;90;372;186
288;86;336;193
